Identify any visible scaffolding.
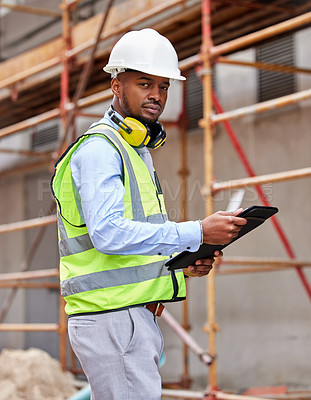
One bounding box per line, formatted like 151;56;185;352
0;1;311;399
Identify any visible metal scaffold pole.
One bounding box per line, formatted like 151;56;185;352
60;0;72;148
201;0;218;391
1;1;311;396
59;0;73;368
180;83;191;388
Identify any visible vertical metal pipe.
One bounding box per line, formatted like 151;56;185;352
201;0;213;214
59;0;114;151
180;81;191;387
201;0;218;390
60;0;71;149
59;0;71;369
180;82;189;223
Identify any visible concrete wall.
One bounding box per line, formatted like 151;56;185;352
0;7;310;392
24;171;59;359
0;176;26;350
155;32;311;391
0;170;60;357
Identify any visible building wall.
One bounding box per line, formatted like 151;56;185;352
0;170;60;357
24;170;60;359
0;11;310;393
155;31;311;391
0;176;26;350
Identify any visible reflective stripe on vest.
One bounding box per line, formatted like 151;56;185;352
87;124;167;223
61;259;171;297
56;126;167;258
52;124;186;315
58;213;166;257
57;213;93;256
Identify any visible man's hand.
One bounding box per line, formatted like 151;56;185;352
183;250;223;278
202;208;247;245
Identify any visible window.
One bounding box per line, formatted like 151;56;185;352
257;34;295;102
31;122;59;151
185;69;216;131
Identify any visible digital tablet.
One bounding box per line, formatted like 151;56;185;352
165;205;279;270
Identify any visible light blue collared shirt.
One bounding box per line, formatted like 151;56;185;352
70;108;201;256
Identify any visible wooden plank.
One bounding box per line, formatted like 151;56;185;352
0;282;59;289
0;3;62;18
0;39;64;81
0;215;57;234
0;268;58;281
0;324;59;332
0;0;182;83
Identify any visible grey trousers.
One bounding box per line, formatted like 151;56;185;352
68;306;164;400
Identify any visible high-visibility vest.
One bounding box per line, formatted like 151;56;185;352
51;123;186;315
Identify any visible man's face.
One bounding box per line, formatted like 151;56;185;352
111;71;170;125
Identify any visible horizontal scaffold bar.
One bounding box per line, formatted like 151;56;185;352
0;3;62;18
0;0;188;90
211;87;311;124
0;215;57;234
0;109;60;139
0;323;59;332
216;266;311;275
217;56;311;75
221;257;311;267
0;282;59;289
0;268;58;281
212;167;311;193
211;11;311;58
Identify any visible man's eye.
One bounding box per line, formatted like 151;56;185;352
161;86;169;91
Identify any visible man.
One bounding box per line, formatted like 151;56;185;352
51;29;246;400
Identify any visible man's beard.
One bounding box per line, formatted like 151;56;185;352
122;93;159;126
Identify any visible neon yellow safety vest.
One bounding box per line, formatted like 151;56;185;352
51;123;186;315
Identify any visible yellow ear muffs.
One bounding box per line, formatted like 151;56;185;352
118;117;151;148
146;121;166;149
108;108;166;148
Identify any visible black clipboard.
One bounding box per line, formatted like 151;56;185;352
165;206;279;270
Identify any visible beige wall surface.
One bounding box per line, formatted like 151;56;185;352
154;39;311;391
24;171;60;359
0;176;26;350
0;17;310;393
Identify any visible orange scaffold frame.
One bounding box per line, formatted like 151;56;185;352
0;1;311;399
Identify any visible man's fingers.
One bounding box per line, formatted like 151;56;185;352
201;209;247;245
232;208;243;216
217;212;247;226
186;262;214;277
194;266;213;272
232;216;247;226
195;257;215;266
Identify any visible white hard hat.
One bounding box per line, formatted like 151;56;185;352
104;28;186;81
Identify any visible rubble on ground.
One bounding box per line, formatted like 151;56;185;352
0;347;77;400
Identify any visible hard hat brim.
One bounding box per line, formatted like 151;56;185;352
103;66;186;81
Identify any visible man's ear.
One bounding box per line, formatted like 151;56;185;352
111;77;122;98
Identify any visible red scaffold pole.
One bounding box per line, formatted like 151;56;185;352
211;91;311;301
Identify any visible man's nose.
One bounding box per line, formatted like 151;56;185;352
148;87;161;101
